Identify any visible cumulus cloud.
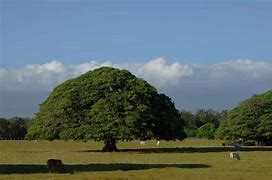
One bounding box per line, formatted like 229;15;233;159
124;57;193;87
0;57;271;117
0;57;193;92
0;60;111;92
207;59;272;79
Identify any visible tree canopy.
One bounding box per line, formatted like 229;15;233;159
27;67;186;151
181;109;227;137
0;117;30;140
196;123;216;139
217;90;272;145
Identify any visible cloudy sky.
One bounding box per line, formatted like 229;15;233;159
1;0;272;117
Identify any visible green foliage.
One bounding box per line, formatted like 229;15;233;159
180;110;197;137
194;109;227;127
196;123;216;139
217;90;272;145
181;109;227;137
28;67;185;150
0;117;30;139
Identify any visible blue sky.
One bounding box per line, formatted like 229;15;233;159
1;0;272;117
1;0;272;68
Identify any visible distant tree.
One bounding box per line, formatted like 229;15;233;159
181;109;227;137
0;117;30;139
180;110;197;137
28;67;186;151
195;109;226;127
196;123;216;139
217;90;272;145
0;118;10;139
9;117;29;139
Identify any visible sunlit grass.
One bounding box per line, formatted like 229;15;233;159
0;139;271;179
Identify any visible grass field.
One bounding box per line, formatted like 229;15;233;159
0;139;272;180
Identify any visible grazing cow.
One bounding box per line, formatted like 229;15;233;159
230;152;240;160
156;140;160;146
140;141;146;146
47;159;64;173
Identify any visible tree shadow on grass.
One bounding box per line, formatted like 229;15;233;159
78;146;272;154
0;163;210;174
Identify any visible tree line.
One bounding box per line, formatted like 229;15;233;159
181;109;227;139
0;108;225;141
0;117;31;140
0;100;271;146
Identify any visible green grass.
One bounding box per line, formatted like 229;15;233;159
0;139;272;180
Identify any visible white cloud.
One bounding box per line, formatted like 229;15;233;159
0;60;109;92
0;57;193;91
123;57;193;87
0;58;272;117
208;59;272;79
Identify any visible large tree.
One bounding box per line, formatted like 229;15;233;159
27;67;186;151
217;90;272;145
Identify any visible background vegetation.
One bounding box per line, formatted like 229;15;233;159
181;109;227;138
0;117;30;140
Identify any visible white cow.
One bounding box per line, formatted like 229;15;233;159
156;140;160;146
230;152;240;160
140;141;146;146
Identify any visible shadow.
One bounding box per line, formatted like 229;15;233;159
78;146;272;154
0;163;210;174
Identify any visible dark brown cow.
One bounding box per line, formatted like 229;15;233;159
47;159;64;173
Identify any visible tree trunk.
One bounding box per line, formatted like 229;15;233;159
102;138;118;152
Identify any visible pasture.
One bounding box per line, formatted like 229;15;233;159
0;139;272;180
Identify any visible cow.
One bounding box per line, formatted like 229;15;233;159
230;152;240;160
47;159;64;173
140;141;146;146
156;140;160;146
